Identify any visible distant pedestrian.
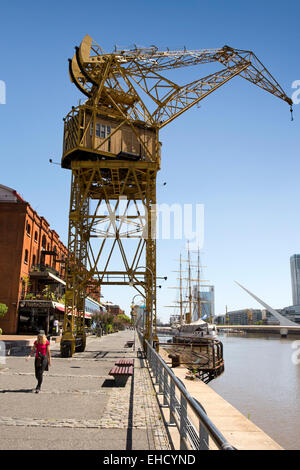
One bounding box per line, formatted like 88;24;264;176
53;319;59;335
26;330;51;393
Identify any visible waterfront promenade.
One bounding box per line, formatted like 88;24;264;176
0;331;170;450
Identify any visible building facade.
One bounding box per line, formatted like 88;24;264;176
192;285;215;322
215;309;263;325
278;305;300;324
290;254;300;306
101;302;125;316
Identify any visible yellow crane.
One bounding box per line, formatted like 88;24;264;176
60;35;292;356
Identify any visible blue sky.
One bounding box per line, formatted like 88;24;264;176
1;0;299;321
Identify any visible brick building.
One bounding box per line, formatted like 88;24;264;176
0;184;69;334
102;301;125;316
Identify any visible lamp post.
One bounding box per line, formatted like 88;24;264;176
129;265;154;347
131;294;144;330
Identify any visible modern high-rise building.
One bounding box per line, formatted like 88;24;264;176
290;254;300;306
192;285;214;322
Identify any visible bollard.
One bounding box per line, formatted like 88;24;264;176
168;353;180;368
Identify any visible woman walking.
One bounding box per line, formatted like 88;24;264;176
26;330;51;393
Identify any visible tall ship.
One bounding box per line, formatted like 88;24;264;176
162;246;224;383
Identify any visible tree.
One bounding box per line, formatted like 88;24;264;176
117;314;132;324
0;303;8;318
91;311;114;335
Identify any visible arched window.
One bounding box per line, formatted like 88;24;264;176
26;221;31;236
42;235;46;249
32;254;36;266
34;231;38;243
24;249;29;264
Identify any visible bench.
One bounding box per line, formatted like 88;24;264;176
115;359;134;367
109;365;133;386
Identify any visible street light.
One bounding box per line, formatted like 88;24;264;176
129;265;154;347
131;294;145;330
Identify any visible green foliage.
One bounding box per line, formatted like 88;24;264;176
91;311;115;334
57;293;66;305
117;314;132;325
0;303;8;318
42;285;55;301
113;318;125;331
25;293;35;300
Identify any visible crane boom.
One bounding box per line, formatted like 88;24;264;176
70;36;292;129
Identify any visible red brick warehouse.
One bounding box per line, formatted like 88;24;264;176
0;184;68;334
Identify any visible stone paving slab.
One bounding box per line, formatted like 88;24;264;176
0;393;109;420
0;425;153;450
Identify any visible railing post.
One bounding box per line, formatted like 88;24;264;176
198;420;209;450
147;343;151;371
180;394;188;450
158;360;163;393
163;367;168;407
153;352;159;383
169;379;176;426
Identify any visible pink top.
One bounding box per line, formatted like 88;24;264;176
34;340;50;358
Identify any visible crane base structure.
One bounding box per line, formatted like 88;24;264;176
60;35;292;357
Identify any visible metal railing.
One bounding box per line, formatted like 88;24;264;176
140;333;235;450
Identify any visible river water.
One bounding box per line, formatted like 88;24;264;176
209;333;300;450
158;332;300;449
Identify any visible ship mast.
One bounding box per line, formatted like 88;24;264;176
197;247;202;321
166;252;185;325
187;242;192;324
179;253;183;325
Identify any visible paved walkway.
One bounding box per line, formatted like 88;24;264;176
0;331;170;450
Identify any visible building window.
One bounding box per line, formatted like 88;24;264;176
92;122;112;139
34;231;38;243
42;235;46;249
32;254;36;266
96;123;101;137
26;222;31;236
24;249;29;264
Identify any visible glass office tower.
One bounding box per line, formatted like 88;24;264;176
290;254;300;306
192;285;215;322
